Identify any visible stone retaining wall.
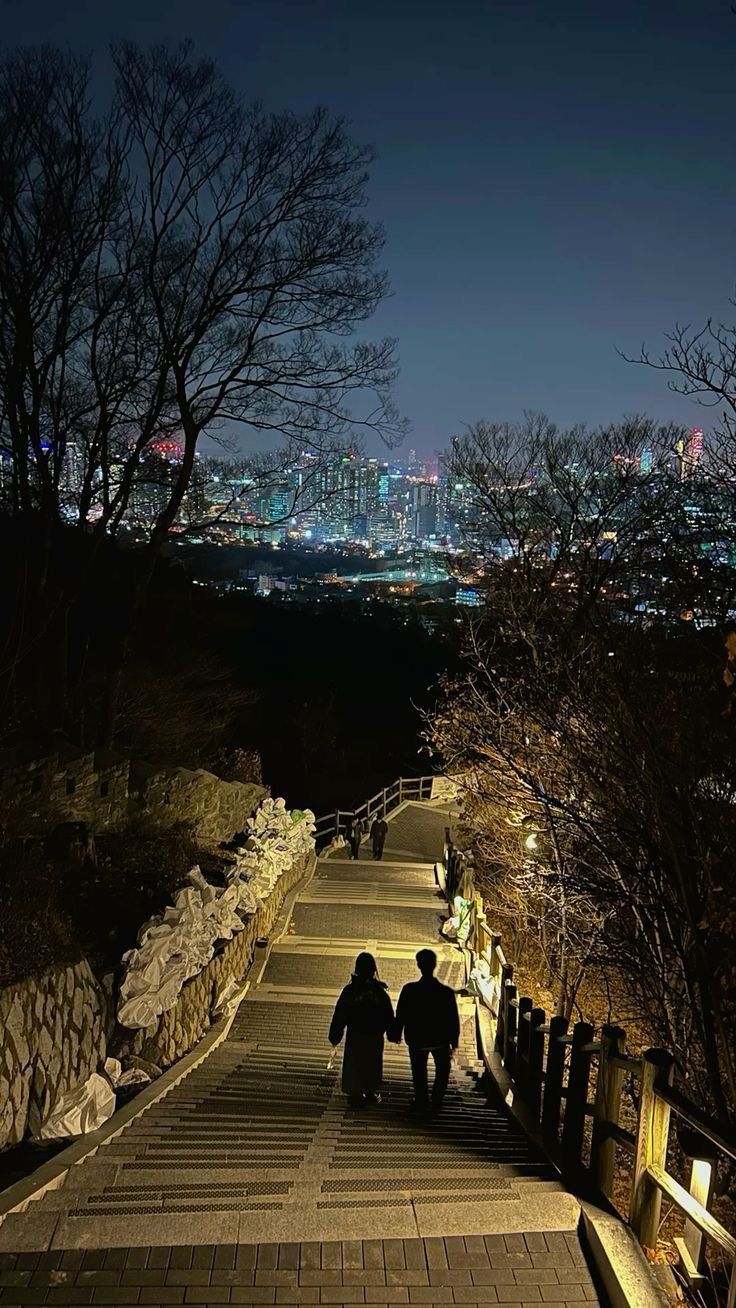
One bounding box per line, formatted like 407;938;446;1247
0;747;266;846
0;850;312;1151
0;961;109;1150
115;851;312;1069
129;764;266;846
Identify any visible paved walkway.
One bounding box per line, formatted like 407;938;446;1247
0;802;599;1306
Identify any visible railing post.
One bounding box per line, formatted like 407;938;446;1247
590;1025;627;1198
473;893;484;953
515;997;533;1099
503;983;518;1073
630;1049;675;1252
527;1008;546;1121
541;1014;568;1145
488;934;502;974
495;961;513;1054
560;1021;595;1169
334;809;340;840
673;1131;718;1282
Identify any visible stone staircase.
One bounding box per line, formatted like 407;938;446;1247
0;800;598;1307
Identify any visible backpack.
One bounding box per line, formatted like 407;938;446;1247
349;981;387;1030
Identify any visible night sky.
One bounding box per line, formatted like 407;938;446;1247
3;0;734;455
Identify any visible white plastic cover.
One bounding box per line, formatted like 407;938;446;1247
117;799;315;1030
467;959;499;1013
104;1057;151;1090
211;975;240;1018
35;1072;116;1140
440;895;473;945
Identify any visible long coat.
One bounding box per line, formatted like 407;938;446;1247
370;818;388;850
328;977;395;1096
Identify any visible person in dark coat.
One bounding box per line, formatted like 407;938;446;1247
328;952;395;1108
394;948;460;1116
344;815;364;860
370;816;388;861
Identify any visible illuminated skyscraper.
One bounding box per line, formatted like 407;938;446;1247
678;428;704;482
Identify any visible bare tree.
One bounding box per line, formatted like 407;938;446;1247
432;417;736;1124
626;312;736;443
0;42;405;741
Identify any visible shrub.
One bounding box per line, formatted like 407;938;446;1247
0;841;81;988
72;822;212;972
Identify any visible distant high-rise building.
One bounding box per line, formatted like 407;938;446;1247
409;481;438;541
678;428;704;482
313;455;389;538
129;439;183;528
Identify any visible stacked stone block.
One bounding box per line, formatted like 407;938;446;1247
0;747;130;839
130;763;266;845
0;852;310;1151
0;748;266;845
0;960;108;1149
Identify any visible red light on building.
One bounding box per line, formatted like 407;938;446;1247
150;438;183;460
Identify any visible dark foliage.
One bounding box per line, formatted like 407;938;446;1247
0;841;81;988
75;823;216;974
0;820;217;987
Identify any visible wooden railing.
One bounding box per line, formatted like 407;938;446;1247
443;836;736;1304
314;775;436;848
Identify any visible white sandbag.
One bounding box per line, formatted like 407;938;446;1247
467;961;499;1013
441;896;473;945
212;976;239;1018
35;1073;115;1141
117;799;316;1030
116;1068;151;1089
104;1057;151;1091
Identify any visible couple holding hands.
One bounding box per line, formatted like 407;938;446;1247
328;947;460;1116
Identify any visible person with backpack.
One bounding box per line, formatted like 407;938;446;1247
394;948;460;1116
328;952;396;1108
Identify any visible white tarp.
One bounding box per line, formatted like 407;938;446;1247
117;799;315;1030
104;1057;151;1091
466;957;499;1014
35;1072;116;1141
440;895;473;945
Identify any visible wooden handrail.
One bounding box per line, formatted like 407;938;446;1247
607;1122;636;1151
655;1082;736;1164
314;775;436;842
609;1053;642;1075
647;1165;736;1260
445;836;736;1295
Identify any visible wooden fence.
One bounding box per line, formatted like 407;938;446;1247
443;832;736;1306
314;775;436;847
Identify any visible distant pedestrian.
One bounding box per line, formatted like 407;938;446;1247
345;815;364;860
328;952;396;1108
370;815;388;861
394;948;460;1116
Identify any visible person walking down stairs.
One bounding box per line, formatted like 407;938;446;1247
395;948;460;1117
344;814;364;860
328;952;396;1108
370;814;388;860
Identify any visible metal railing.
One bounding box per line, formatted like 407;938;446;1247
314;775;436;848
443;834;736;1304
